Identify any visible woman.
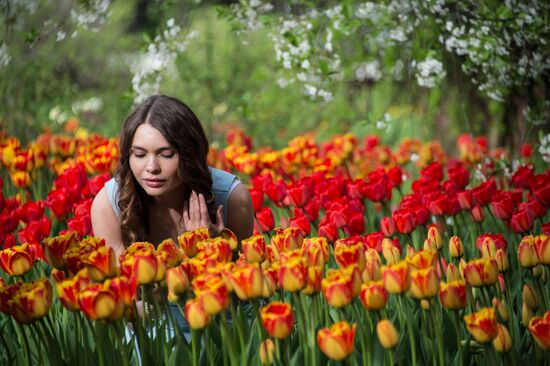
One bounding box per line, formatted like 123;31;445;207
91;95;254;259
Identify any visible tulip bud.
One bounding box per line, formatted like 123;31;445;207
494;249;508;272
423;239;438;252
498;274;506;293
376;319;399;349
518;236;539;268
166;265;189;301
259;339;275;365
449;236;464;258
427;225;443;251
420;299;431;310
534;235;550;265
446;263;462;282
522;284;539;310
382;239;401;265
492;324;512;353
532;264;543;278
480;238;497;259
405;245;417;258
522;302;534;327
492;297;509;322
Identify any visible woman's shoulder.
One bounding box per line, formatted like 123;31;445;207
209;167;238;192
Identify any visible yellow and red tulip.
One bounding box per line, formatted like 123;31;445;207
10;278;52;324
334;242;365;271
157;238;183;268
278;255;307;293
260;301;294;339
409;266;439;299
317;321;356;361
228;263;264;300
463;258;498;287
193;273;229;316
439;280;467;310
322;268;354;308
534;235;550;265
178;228;209;258
43;231;80;269
302;265;323;296
464;307;498;343
55;269;91;311
82;245;118;282
0;243;38;276
528;310;550;350
242;234;267;263
360;281;388;311
382;260;411;294
492;324;512;353
518;235;539;268
184;297;211;330
449;236;464;258
166;264;190;301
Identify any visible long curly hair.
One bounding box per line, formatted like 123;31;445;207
116;95;215;247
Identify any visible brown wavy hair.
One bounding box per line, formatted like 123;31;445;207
116;95;215;247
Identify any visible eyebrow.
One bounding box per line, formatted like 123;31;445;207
130;146;175;153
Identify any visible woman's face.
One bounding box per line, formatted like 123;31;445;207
129;123;183;200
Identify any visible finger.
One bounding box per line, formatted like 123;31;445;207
182;201;190;227
198;193;209;226
189;191;199;223
215;205;224;232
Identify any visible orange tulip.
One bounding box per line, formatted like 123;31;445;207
166;264;190;301
184;298;211;330
518;235;539;268
278;256;307;293
242;234;267;263
260;301;294;339
360;281;388;311
322;268;354;308
43;231;80;269
82;246;118;282
464;307;498;343
228;264;264;300
0;243;38;276
439;280;467;310
157;238;183;268
376;319;399;349
334;243;365;271
528;310;550;350
409;267;439;299
463;258;498;287
382;260;411;294
178;228;209;258
10;278;52;324
449;236;464;258
55;269;91;311
193;274;229;315
317;321;356;361
103;275;137;308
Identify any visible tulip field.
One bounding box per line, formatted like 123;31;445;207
1;127;550;365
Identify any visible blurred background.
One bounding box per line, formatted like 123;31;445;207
1;0;548;154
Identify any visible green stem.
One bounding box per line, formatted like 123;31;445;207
112;322;130;366
191;329;200;366
399;295;417;366
15;322;31;366
452;311;463;366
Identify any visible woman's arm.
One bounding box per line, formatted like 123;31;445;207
226;183;254;244
90;186;126;259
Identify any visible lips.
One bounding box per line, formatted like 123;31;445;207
143;178;166;188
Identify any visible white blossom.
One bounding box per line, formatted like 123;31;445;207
415;56;446;88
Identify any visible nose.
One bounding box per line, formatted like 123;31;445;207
145;155;161;174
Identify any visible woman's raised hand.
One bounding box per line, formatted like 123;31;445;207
182;190;224;237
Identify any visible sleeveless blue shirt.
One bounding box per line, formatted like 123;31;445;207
104;167;239;225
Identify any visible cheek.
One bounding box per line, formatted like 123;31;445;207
129;158;142;176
